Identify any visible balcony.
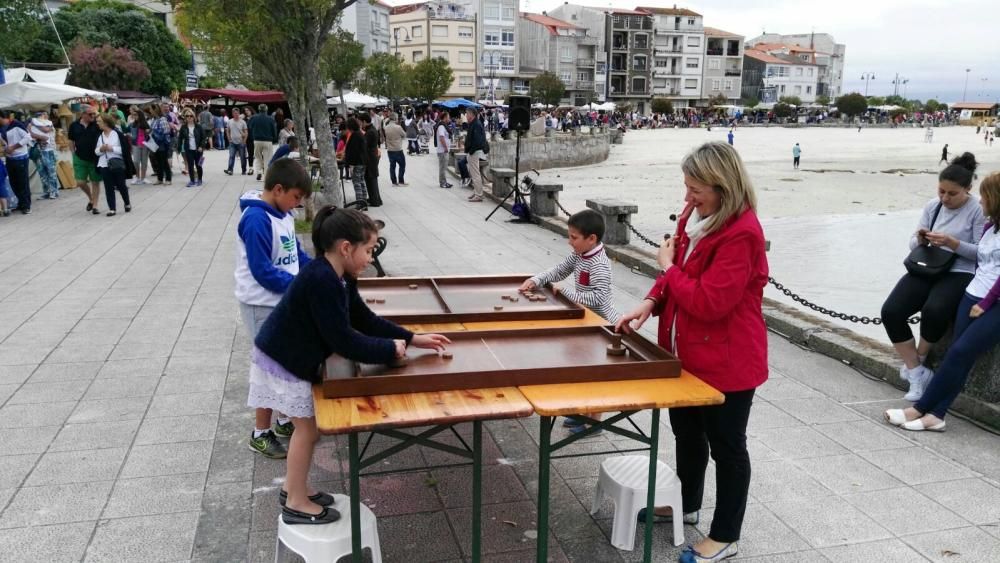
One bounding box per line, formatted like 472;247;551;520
575;80;594;89
652;68;681;77
653;88;681;96
654;47;682;56
706;48;723;56
428;8;474;21
724;69;742;76
576;58;595;67
512;86;529;94
726;50;740;57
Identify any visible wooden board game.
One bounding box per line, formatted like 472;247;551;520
321;326;681;398
356;275;586;323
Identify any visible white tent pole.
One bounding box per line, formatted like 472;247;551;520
43;1;71;68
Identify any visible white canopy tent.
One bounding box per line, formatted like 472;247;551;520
1;67;70;85
326;90;388;108
0;81;111;110
578;101;616;112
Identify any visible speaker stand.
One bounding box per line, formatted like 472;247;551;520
485;129;531;223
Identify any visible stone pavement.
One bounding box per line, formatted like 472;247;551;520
0;148;998;563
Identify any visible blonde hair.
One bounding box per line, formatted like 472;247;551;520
680;142;757;235
980;172;1000;232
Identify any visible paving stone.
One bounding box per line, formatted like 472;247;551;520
147;390;223;417
766;496;892;548
67;396;151;424
859;447;977;486
45;344;114;364
82;376;161;400
820;538;928;562
594;516;694;562
27;361;102;383
360;471;443;517
49;419;141;453
915;478;1000;525
5;379;92;405
104;473;206;518
748;426;848;460
26;448;128;487
379;511;463;562
192;481;253;562
0;401;77;429
843;486;970;536
902;526;1000;562
0;521;96;563
121;440;214;478
0;383;17;405
134;413;218;445
0;481;114;528
433;464;531;509
156;372;227;395
747;401;802;430
0;453;40;488
692;503;811;559
0;424;60;455
85;511;200;563
750;458;834;503
96;358;167;378
812;420;916;452
769;397;865;425
0;364;36;385
793;454;905;494
447;500;561;558
736;551;831;562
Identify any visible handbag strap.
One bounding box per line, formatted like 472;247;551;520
928;202;944;231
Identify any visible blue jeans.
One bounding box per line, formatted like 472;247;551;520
387;150;405;184
36;150;59;196
916;293;1000;418
228;143;247;173
457;156;470;180
215;131;226;149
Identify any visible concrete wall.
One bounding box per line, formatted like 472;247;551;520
488;131;610;171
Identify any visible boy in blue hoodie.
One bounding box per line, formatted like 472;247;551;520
235;158;313;458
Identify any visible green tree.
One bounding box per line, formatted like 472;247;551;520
321;30;366;116
615;102;634;114
924;99;943;113
836;93;868;118
578;89;599;107
69;43;150;91
773;102;794;119
815;95;830;106
29;1;188;95
199;47;276;91
407;56;454;102
650;98;674;114
0;0;49;63
177;0;355;209
707;93;728;108
529;71;566;108
867;96;885;107
778;95;802;107
359;52;405;102
743;97;760;109
884;95;906;107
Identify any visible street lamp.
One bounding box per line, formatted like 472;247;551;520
481;51;500;105
963;68;971;102
891;75;909;98
392;27;411;109
860;72;875;96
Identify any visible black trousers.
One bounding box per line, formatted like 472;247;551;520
151;150;171;182
365;155;382;206
99;166;131;211
881;272;974;344
669;388;755;543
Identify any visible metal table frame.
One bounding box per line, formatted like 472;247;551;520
346;421;484;562
535;409;662;563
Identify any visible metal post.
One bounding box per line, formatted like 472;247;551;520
963;68;971;102
642;409;661;563
536;416;553;563
349;432;362;563
472;421;483;562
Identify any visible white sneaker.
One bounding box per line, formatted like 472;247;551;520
904;365;933;402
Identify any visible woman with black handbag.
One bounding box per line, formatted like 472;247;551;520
95;113;135;217
881;153;984;401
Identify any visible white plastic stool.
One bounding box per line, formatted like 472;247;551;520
275;494;382;563
591;455;684;551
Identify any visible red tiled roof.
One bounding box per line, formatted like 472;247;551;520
522;12;581;33
703;26;742;38
594;7;650;15
635;6;701;17
754;41;815;53
744;49;788;65
390;3;426;16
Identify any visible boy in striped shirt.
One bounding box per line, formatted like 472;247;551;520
520;209;620;434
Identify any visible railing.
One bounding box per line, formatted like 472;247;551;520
633;41;650;50
706;48;723;56
576;58;595;67
653;88;680;96
726;50;740;56
610;65;627;72
612;42;628;50
724;70;742;76
652;68;680;77
654;47;683;55
428;10;475;21
575;80;594;88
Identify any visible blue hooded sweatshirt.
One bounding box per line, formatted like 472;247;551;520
234;190;311;307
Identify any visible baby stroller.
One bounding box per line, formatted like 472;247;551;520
416;131;431;155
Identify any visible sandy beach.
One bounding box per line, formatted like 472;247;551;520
550;125;1000;341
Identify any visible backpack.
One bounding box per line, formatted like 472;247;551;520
433;122;442;147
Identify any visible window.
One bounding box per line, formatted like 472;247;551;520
794;85;802;94
596;62;606;73
502;6;515;20
795;67;803;76
632;55;647;70
500;54;514;70
806;85;812;94
778;66;789;77
577;72;589;81
561;47;573;62
501;29;514;46
459;76;474;87
687;18;695;25
484;30;500;46
807;68;814;77
412;26;423;38
634;34;648;49
632;77;646;92
432;50;448;61
685;57;698;69
655;59;667;68
432;25;448;37
724;79;733;90
413;51;423;62
800;54;809;61
687;36;699;47
780;84;786;93
459;51;473;63
485;5;499;19
712;79;720;91
560;72;572;83
684;78;697;89
458;26;473;38
708;58;720;70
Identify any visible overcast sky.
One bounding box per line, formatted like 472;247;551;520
387;0;999;103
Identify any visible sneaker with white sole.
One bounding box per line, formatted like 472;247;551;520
904;365;933;401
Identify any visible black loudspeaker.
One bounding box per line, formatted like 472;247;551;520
509;95;531;131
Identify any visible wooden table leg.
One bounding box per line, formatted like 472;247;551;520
349;432;362;562
536;416;554;563
642;408;661;563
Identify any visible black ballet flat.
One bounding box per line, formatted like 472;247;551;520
281;505;341;525
125;205;132;213
278;490;335;507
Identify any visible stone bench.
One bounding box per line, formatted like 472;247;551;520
528;182;563;217
490;168;517;195
586;199;639;245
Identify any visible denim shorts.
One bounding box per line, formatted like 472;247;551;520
239;303;274;340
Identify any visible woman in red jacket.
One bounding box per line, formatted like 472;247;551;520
617;142;768;563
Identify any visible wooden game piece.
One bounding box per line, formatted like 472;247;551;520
606;335;627;356
501;295;510;301
510;297;519;302
375;298;386;304
408;284;418;290
365;298;376;304
441;351;453;360
494;305;504;311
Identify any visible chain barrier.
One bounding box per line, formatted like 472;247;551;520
554;200;919;326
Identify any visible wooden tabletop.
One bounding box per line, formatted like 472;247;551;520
314;385;533;434
462;308;609;331
518;370;725;416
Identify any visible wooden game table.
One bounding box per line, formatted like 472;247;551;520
314;308;723;563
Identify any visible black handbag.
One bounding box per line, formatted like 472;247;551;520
904;203;958;278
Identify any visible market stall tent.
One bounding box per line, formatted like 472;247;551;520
0;81;111;110
178;88;286;104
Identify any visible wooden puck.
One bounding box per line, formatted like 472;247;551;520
606;344;627;356
441;352;453;360
375;298;386;304
501;295;510;301
510;297;519;302
365;298;376;304
494;305;504;311
389;357;408;368
408;284;418;290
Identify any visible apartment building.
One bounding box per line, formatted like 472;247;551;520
748;32;846;98
700;27;743;104
603;9;654;113
547;3;609;102
518;12;600;106
339;0;392;56
741;48;819;104
389;2;478;99
636;6;703;108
